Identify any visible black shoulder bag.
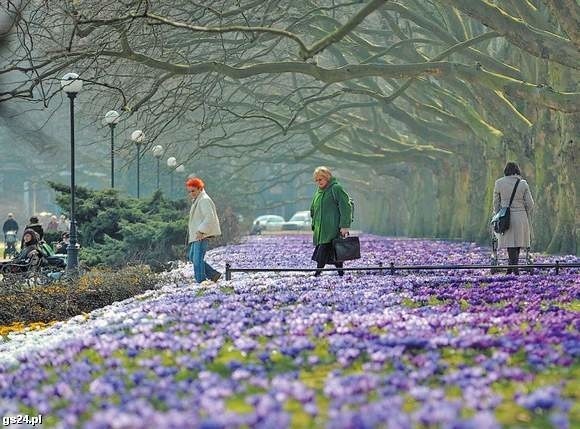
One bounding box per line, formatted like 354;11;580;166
491;179;520;234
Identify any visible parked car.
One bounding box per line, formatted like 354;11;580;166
282;211;312;231
250;215;285;234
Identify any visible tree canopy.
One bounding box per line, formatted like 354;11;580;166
1;0;578;254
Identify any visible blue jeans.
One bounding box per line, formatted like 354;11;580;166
188;239;220;283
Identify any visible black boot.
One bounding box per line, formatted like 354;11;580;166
314;263;324;277
507;247;520;275
335;262;344;276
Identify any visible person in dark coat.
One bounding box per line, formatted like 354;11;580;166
2;213;19;237
24;216;44;241
310;166;352;277
493;162;535;275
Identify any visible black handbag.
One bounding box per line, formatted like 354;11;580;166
491;179;520;234
332;236;361;262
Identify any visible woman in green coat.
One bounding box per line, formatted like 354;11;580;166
310;166;352;276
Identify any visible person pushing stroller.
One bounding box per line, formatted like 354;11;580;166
2;213;19;258
2;213;18;237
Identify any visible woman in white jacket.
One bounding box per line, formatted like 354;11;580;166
186;177;222;283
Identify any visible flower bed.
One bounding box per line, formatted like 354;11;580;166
0;235;578;428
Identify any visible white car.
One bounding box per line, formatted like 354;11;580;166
250;215;285;234
282;211;312;231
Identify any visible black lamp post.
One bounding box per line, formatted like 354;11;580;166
104;110;120;188
60;72;83;272
131;130;145;198
152;145;164;191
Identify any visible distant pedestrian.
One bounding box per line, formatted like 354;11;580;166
186;177;222;283
2;213;19;237
310;166;352;277
57;215;70;232
493;162;535;274
46;215;59;232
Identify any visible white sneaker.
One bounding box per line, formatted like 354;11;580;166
200;280;214;286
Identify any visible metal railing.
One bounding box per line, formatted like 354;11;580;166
224;261;580;280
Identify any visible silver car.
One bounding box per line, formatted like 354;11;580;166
250;215;285;234
282;211;312;231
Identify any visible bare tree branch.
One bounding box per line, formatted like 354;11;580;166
437;0;580;69
542;0;580;49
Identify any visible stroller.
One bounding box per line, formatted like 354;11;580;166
489;226;533;274
3;231;18;259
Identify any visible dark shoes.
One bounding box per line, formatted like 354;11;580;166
211;272;222;282
313;268;344;277
336;263;344;276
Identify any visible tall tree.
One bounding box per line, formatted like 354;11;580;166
0;0;577;253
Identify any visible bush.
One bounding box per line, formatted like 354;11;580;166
49;184;189;270
43;230;62;248
47;184;242;269
0;266;160;325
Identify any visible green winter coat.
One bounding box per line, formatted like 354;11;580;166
310;178;352;245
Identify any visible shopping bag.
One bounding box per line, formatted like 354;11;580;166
332;236;361;262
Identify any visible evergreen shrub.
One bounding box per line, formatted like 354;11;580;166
49;183;188;270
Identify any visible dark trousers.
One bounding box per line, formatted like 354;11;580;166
507;247;520;274
312;243;344;276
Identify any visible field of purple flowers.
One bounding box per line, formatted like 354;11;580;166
0;234;578;428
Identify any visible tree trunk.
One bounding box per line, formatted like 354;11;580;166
531;62;578;254
408;170;437;238
434;161;455;238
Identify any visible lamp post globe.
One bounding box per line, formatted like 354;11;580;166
167;157;177;198
104;110;120;125
152;145;164;158
152;145;164;190
131;130;145;198
131;129;145;144
60;72;83;94
60;72;83;272
104;110;120;188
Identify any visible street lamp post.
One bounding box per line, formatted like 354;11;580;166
60;72;83;272
131;130;145;198
167;157;177;198
175;164;185;199
152;145;164;191
104;110;120;188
